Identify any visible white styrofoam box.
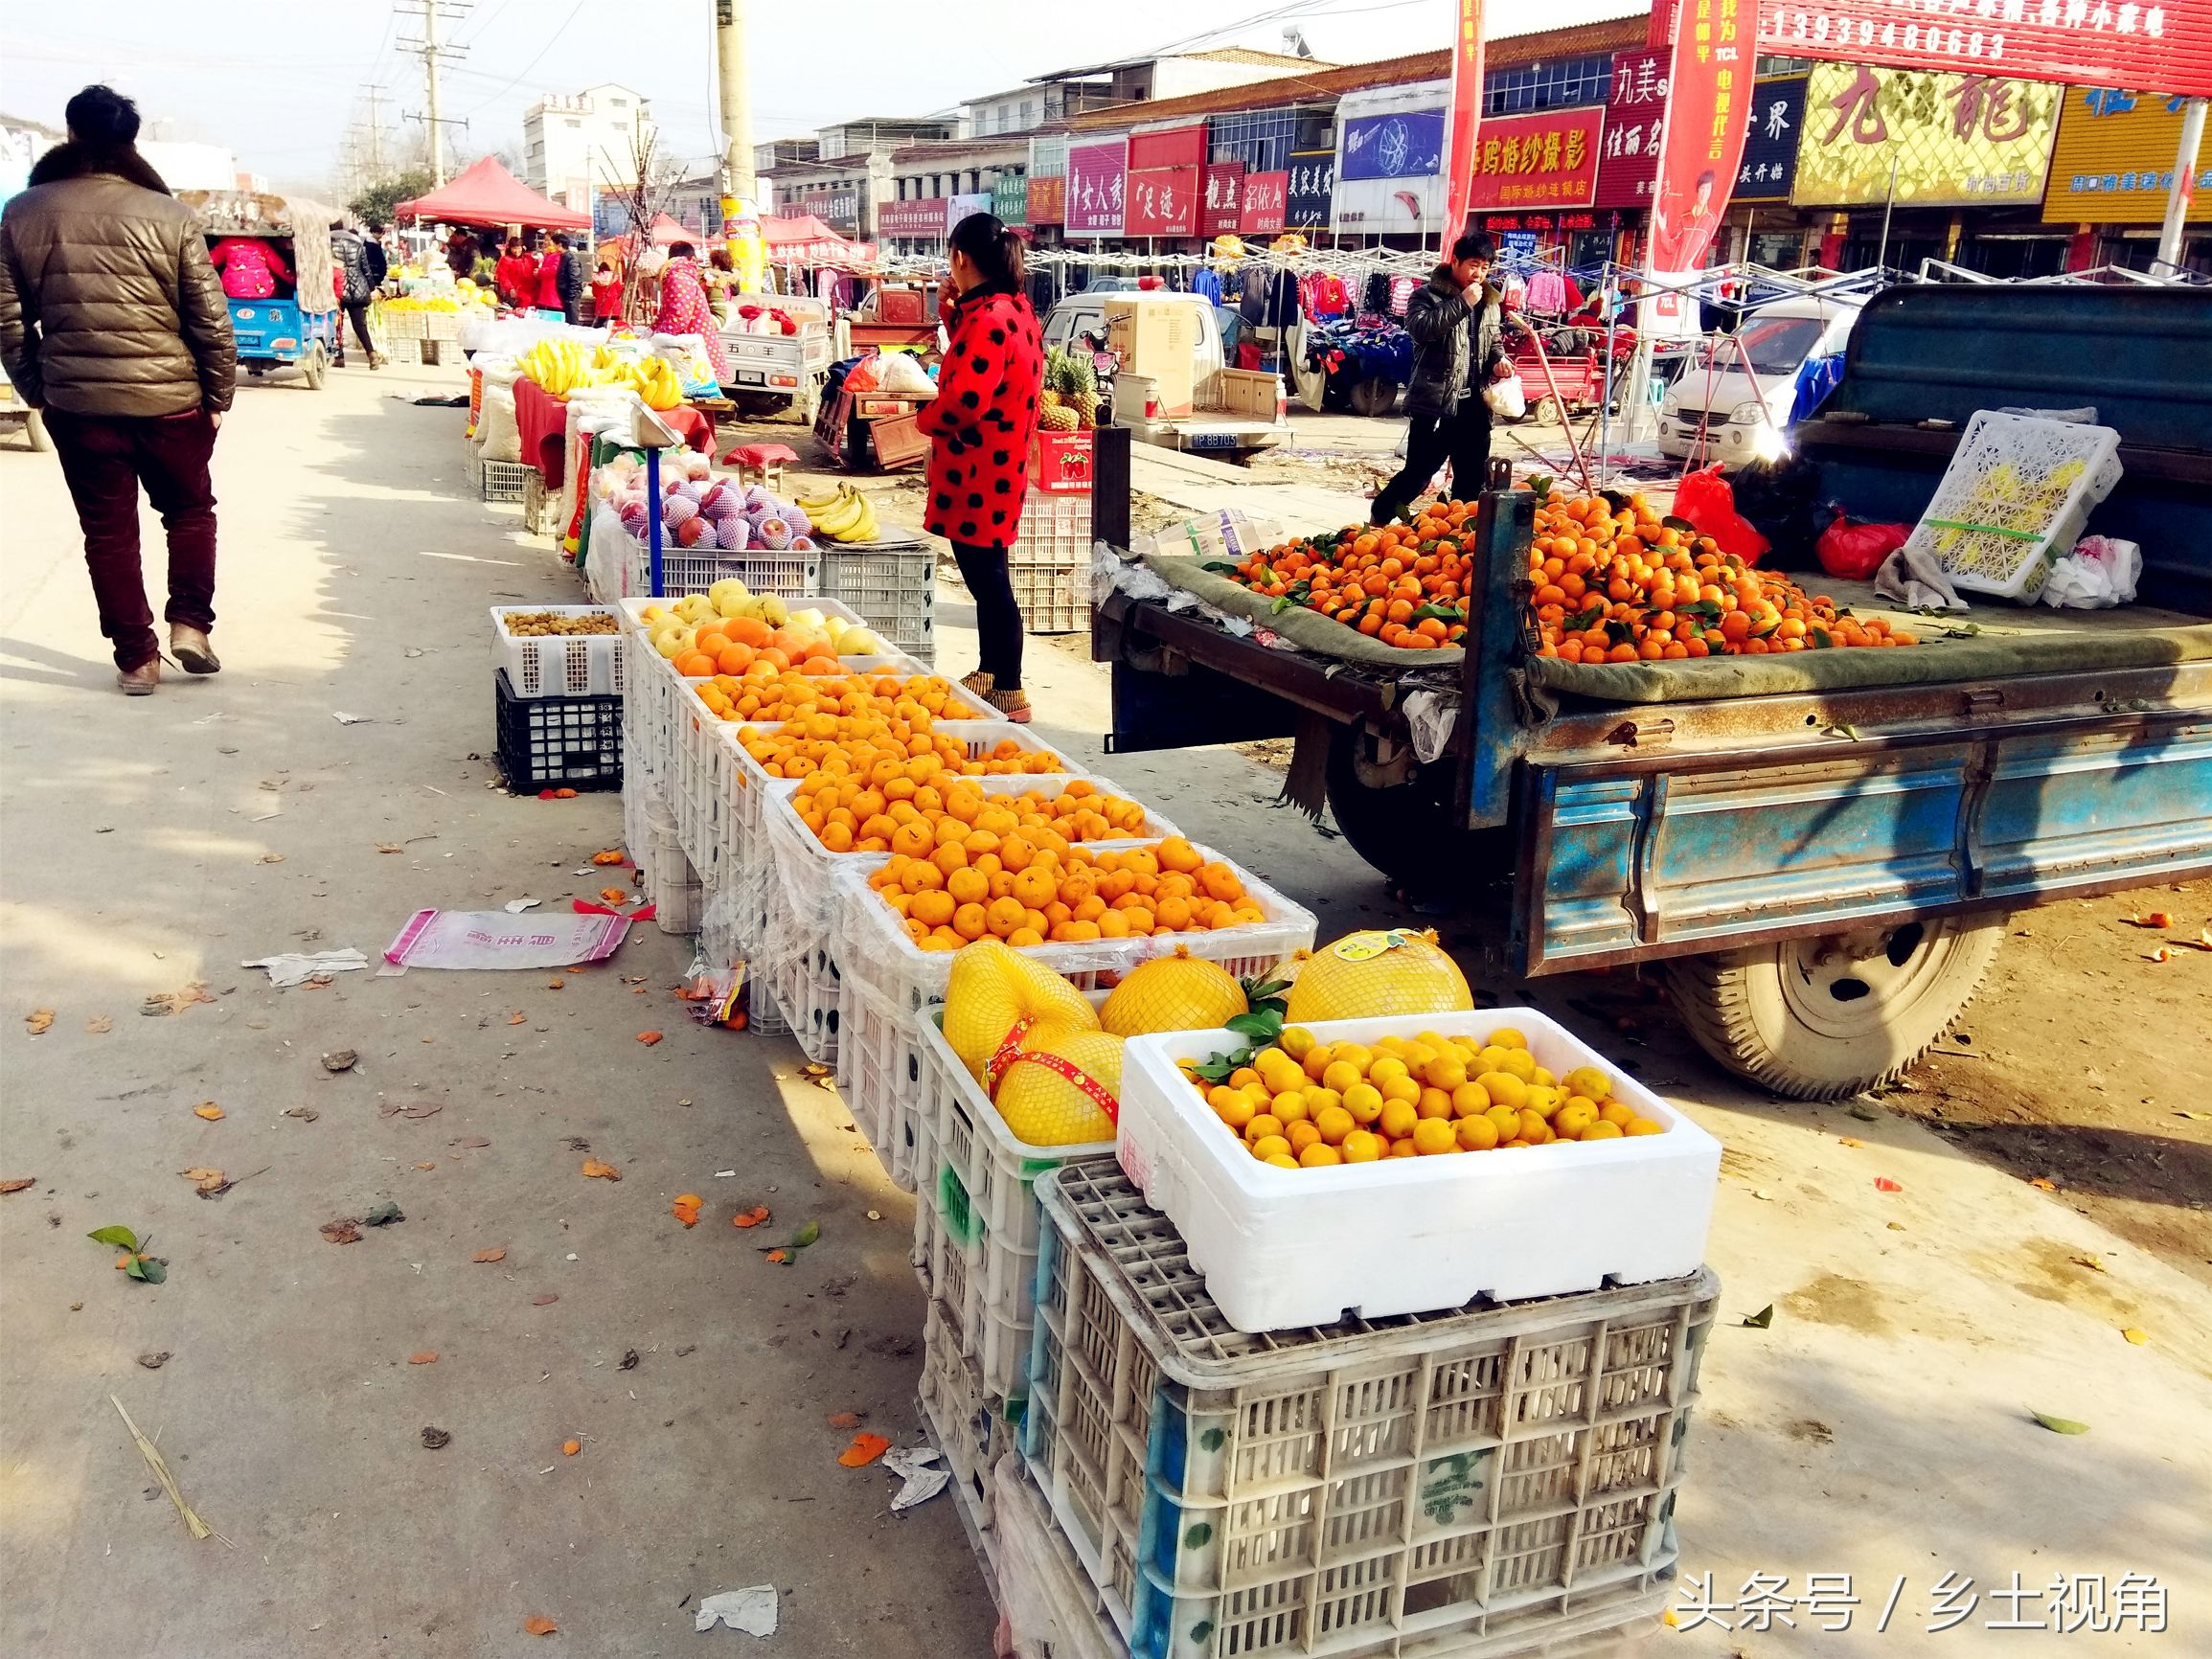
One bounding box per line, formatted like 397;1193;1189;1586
834;842;1315;1022
1910;410;2124;601
490;605;625;698
1115;1009;1722;1333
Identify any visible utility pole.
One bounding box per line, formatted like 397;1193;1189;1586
397;0;469;187
364;85;388;176
714;0;756;208
2155;99;2205;276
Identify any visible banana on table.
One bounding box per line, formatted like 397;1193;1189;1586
796;484;880;545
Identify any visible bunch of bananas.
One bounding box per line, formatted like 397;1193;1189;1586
514;341;685;410
797;483;879;544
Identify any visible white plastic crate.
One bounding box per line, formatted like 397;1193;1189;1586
1116;1010;1721;1333
481;456;535;503
760;878;842;1065
912;1006;1113;1403
1012;561;1089;635
921;1298;1017;1530
1908;410;2124;601
490;606;625;698
378;307;424;341
834;841;1315;1028
984;1457;1134;1659
1024;1158;1712;1659
1010;489;1091;567
420;308;462;342
840;973;924;1190
601;523;822;601
818;541;937;658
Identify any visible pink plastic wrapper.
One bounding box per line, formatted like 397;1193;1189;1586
382;910;629;971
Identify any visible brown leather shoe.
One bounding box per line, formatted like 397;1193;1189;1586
117;659;160;695
171;625;220;674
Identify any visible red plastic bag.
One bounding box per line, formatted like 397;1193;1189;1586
1673;464;1770;564
1815;510;1910;581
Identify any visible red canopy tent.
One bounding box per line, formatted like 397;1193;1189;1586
759;214;877;267
394;157;591;231
646;213;693;246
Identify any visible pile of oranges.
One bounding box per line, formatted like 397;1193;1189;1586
736;718;1060;781
1182;1024;1666;1169
867;834;1265;951
1529;491;1916;662
792;774;1154;855
672;613;841;679
693;670;975;728
1225;498;1482;649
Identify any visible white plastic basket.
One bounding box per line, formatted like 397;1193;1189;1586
818;541;937;658
490;605;625;698
1024;1156;1710;1659
480;456;535;503
1009;488;1091;567
1908;410;2123;601
1116;1009;1722;1333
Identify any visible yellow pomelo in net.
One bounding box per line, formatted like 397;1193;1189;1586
1099;946;1249;1037
1284;929;1471;1023
944;939;1099;1084
995;1029;1123;1146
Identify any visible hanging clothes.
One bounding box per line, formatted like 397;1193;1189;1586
1525;267;1566;315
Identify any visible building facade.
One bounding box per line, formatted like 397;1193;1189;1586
522;83;654;210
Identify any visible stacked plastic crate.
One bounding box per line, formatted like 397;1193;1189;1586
817;538;937;663
490;606;623;794
1009;484;1092;635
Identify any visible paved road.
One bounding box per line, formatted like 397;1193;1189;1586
4;360;2207;1657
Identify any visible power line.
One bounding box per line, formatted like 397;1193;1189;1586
396;0;470;185
458;0;591;120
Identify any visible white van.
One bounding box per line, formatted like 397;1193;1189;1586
1656;293;1865;467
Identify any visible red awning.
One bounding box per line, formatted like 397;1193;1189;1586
758;214;877;266
647;213;693;246
394;157;591;231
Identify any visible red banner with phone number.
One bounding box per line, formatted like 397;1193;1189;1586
1651;0;1763;274
1441;0;1487;241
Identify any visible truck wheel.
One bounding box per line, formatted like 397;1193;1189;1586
25;410;52;452
1324;727;1510;902
1349;377;1398;418
1664;917;2004;1101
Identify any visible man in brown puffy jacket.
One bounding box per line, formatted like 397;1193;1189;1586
0;85;237;694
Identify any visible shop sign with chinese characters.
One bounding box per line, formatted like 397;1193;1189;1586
1066;138;1129;237
1594;49;1671;210
1465;107;1606;211
1736;75;1811;199
1241;170;1289;233
1790;60;2061;206
1287;149;1336;227
2043;85;2212;219
1758;0;2212;99
1202;163;1245;234
1126;167;1200;237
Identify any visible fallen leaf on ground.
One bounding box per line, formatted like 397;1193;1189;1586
561;1439;581;1457
523;1616;558;1636
2029;1176;2058;1192
1836;1136;1863;1148
547;978;565;989
509;1012;528;1025
260;853;285;865
619;1349;639;1371
2071;1253;2107;1272
399;1102;443;1120
731;1206;770;1228
599;887;628;905
285;1106;321;1122
414;1161;436;1170
472;1247;507;1263
2122;910;2173;928
179;1168;222;1182
376;843;404;853
591;851;626;865
837;1432;891;1468
321;1219;362;1244
1872;1176;1902;1193
409;1352;438;1365
635;1031;663;1046
2121;1327;2150;1346
827;1411;865;1429
0;1177;34;1195
24;1009;54;1034
2031;1410;2089;1435
452;1136;490;1148
764;1249;789;1263
581;1158;621;1181
532;1293;559;1306
1740;1305;1775;1329
85;1015;112;1034
137;1351;171;1369
421;1426;451;1449
193;1103;225;1122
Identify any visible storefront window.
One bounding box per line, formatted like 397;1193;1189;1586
1483;55;1613;117
1748;230;1805;267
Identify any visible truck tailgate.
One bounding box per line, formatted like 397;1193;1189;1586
1517;708;2212;973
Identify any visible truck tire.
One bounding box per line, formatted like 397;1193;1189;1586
1324;726;1511;902
1664;917;2003;1100
25;409;52;452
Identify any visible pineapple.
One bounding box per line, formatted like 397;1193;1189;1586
1044;348;1102;429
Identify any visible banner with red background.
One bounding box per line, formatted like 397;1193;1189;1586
1650;0;1761;272
1440;0;1488;239
1465;106;1606;212
1241;170;1288;233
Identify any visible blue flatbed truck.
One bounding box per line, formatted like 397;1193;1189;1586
1092;284;2212;1098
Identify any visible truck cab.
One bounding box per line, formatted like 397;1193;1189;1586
1657;292;1864;466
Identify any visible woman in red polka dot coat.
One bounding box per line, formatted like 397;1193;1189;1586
917;213;1045;721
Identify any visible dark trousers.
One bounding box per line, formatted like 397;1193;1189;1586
44;408;218;671
1372;401;1494;526
336;299;375;360
950;541;1023;691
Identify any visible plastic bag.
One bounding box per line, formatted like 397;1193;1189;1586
843;354;882;393
1482;373;1526;420
1673;463;1770;563
1815;509;1911;581
875;352;935;397
2042;535;2141;608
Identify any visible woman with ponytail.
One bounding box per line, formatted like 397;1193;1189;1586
917;213;1045;722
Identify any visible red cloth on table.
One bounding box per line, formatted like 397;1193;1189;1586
510;375;715;487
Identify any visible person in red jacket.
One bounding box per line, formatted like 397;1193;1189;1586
494;237;536;309
533;233;564;312
916;213;1044;722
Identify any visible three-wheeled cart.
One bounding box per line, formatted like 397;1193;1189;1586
178;191;340;390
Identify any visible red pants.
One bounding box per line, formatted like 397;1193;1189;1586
45;408;219;670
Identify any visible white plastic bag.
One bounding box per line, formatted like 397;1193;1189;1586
2042;535;2141;609
1482;373;1527;420
875;352;937;397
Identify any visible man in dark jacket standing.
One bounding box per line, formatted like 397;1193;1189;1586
0;85;236;694
553;232;586;326
1371;233;1514;527
330;218;388;370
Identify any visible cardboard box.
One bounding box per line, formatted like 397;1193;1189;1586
1103;296;1195;418
1029;430;1093;494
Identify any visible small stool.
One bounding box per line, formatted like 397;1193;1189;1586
723;442;798;497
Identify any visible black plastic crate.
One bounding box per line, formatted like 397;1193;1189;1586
494;668;622;792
